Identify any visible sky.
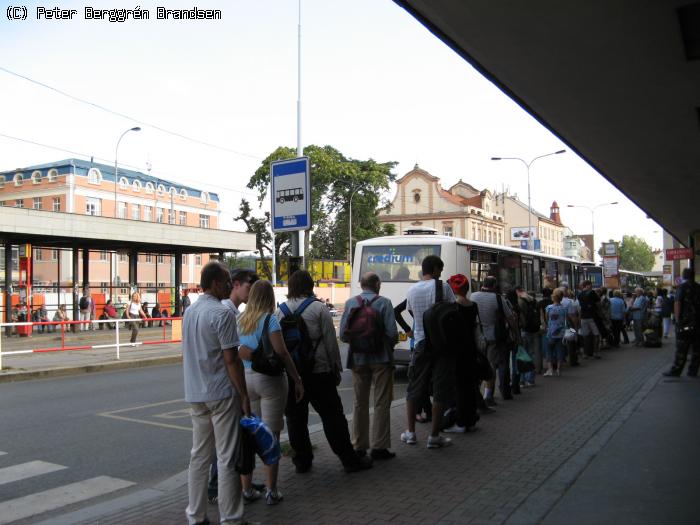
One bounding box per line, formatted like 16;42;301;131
0;0;663;252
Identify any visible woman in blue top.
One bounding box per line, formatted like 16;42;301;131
544;288;569;376
238;280;304;506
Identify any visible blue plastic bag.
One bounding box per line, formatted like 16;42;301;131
240;414;281;465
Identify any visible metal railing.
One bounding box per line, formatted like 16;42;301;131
0;316;182;371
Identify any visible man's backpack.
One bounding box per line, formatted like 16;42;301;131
521;297;541;333
679;282;700;331
79;296;89;310
344;295;384;354
279;297;321;375
423;279;462;357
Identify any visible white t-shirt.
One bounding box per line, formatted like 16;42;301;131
128;302;141;317
405;279;455;344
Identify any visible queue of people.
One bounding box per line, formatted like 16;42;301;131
180;258;694;524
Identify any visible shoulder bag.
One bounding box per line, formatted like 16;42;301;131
251;314;285;376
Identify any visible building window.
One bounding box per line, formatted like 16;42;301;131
132;180;142;192
180;189;188;200
86;198;101;216
157;254;165;263
47;169;58;182
117;202;127;219
443;224;453;237
169;187;177;198
99;250;108;261
51;249;58;260
118;252;128;262
145;182;155;194
32;171;42;184
199;214;209;228
145;254;152;263
35;249;44;261
498;232;502;245
131;204;140;220
179;211;187;225
15;199;24;208
200;192;209;205
195;254;202;265
156;208;164;223
413;192;420;203
13;173;23;186
168;209;175;224
157;184;166;196
488;230;492;243
0;201;4;207
144;206;152;222
33;197;42;210
0;175;5;188
52;197;61;212
182;254;188;264
118;177;129;189
87;168;102;185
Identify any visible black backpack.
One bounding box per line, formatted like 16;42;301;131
679;281;700;330
79;296;89;310
344;295;384;354
423;279;462;357
279;297;321;375
250;314;285;376
521;297;541;333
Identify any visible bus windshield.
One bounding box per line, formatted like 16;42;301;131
359;244;441;282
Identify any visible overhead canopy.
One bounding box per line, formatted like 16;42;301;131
0;207;255;253
394;1;700;244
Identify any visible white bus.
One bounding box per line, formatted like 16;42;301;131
351;230;582;364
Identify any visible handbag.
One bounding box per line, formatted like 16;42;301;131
475;349;494;381
516;345;535;373
251;314;285;376
234;426;256;475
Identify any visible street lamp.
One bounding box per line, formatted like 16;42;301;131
491;149;565;250
114;126;141;218
566;202;618;261
347;184;364;272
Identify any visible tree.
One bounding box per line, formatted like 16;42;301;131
598;235;655;271
238;145;397;272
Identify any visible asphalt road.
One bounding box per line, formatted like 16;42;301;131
0;343;408;523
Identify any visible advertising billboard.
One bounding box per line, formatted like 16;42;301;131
510;226;537;241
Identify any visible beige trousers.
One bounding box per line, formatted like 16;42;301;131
351;363;394;451
186;396;244;525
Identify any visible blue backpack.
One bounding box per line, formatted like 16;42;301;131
279;297;321;375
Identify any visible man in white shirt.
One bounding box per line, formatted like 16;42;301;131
401;255;456;450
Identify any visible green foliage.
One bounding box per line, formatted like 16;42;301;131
619;235;655;271
599;235;655;272
239;145;397;266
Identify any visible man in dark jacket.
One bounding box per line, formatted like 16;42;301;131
663;268;700;377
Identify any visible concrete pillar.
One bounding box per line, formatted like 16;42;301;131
174;252;182;316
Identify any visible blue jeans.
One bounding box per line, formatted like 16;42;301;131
546;337;566;365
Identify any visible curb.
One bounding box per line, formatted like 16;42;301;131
0;355;182;384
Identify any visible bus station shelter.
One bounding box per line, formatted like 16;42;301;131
1;207;255;325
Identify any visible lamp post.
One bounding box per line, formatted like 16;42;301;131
348;184;363;273
491;149;566;250
114;126;141;218
566;202;618;261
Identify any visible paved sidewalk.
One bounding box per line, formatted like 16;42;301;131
53;341;679;525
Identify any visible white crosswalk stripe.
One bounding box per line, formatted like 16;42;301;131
0;475;135;524
0;461;67;486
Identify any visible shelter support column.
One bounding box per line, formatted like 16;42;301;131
72;246;79;331
129;248;138;294
174;252;182;316
82;247;90;291
4;243;11;336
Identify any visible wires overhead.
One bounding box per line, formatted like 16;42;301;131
0;65;264;161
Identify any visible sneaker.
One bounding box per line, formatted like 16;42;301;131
524;381;536;387
543;370;553;376
265;489;283;505
400;430;417;445
243;489;262;503
427;435;452;449
443;424;466;434
555;369;561;377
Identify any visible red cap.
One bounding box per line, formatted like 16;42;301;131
448;274;469;294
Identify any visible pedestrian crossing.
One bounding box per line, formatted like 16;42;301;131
0;452;135;524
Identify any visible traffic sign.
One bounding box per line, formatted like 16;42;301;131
271;157;311;233
665;247;693;261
